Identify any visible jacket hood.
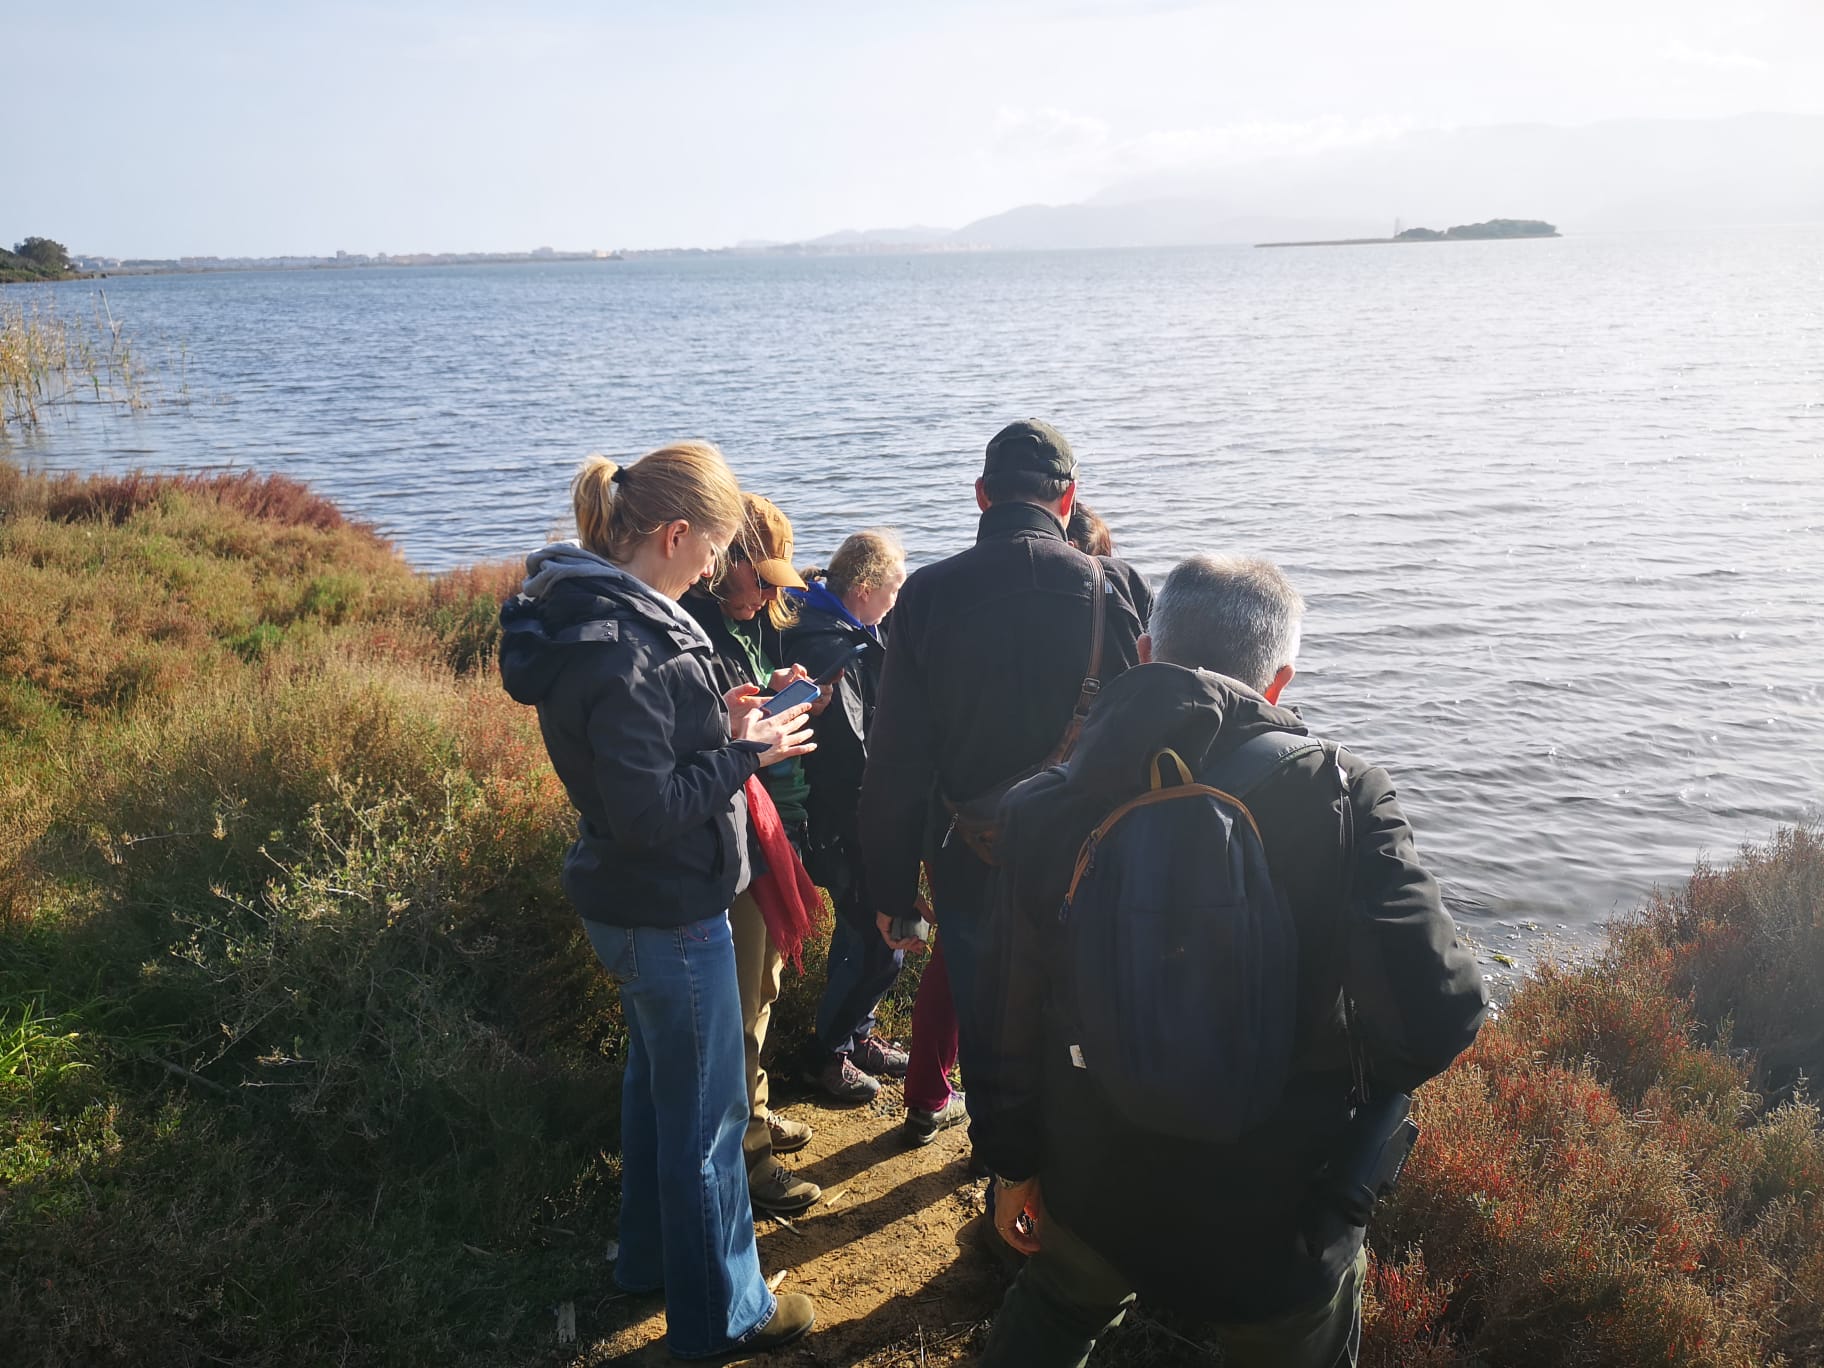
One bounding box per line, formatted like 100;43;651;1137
791;581;878;638
996;661;1312;956
499;543;710;705
1070;662;1308;794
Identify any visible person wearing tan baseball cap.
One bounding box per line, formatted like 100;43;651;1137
682;491;823;1219
732;494;810;598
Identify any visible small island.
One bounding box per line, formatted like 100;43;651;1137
1258;218;1560;248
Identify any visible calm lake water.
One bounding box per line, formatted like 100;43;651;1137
8;230;1823;963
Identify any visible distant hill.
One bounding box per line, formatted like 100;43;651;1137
950;113;1824;250
954;203;1384;250
804;225;955;247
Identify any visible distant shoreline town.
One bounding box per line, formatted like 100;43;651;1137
65;238;992;277
64;219;1560;277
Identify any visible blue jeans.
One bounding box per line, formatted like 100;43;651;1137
585;914;776;1359
926;837;996;1089
813;892;905;1058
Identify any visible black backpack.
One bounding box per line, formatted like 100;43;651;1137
1056;730;1323;1143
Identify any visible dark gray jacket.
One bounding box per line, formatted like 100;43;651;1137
499;547;763;928
976;663;1488;1319
859;501;1153;923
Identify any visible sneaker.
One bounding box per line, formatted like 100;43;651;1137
852;1034;910;1078
671;1292;816;1360
904;1090;968;1146
765;1112;813;1155
748;1156;822;1216
808;1055;881;1103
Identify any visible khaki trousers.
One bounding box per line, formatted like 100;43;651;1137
729;891;785;1171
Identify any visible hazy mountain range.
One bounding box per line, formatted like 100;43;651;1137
789;113;1824;251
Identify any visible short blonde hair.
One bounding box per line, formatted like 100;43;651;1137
807;528;906;597
572;441;743;566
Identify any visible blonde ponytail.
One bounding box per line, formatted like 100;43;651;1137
571;441;744;565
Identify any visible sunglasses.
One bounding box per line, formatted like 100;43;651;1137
729;545;779;592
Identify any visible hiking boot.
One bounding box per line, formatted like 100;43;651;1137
852;1034;910;1078
904;1090;968;1146
808;1055;881;1103
765;1112;813;1155
670;1292;816;1359
748;1293;819;1355
748;1156;821;1216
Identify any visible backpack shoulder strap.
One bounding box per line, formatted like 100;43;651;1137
1201;729;1324;800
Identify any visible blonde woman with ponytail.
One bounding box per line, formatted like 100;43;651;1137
500;443;818;1358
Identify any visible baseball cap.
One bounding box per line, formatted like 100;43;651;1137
737;494;808;590
983;419;1077;480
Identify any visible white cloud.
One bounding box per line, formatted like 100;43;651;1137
987;107;1415;191
990;106;1114;158
1657;40;1771;72
1117;114;1418;172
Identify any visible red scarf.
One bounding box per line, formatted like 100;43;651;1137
743;776;824;970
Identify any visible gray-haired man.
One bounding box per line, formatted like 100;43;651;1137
972;555;1487;1368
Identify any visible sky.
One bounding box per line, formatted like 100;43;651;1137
9;0;1824;257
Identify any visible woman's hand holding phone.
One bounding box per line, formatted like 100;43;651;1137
729;684;816;765
766;664;810;694
724;683;765;732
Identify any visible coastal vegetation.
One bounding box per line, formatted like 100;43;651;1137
1;461;1819;1366
0;237;76;284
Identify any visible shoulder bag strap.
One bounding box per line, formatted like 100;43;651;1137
1045;556;1108;767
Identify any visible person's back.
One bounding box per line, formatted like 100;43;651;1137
859;420;1152;1122
975;555;1487;1368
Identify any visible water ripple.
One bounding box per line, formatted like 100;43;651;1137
13;227;1824;945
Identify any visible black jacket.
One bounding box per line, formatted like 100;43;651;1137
858;502;1153;921
779;592;885;853
680;585;784;696
976;663;1488;1319
499;568;764;929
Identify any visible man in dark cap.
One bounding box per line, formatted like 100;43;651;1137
859;420;1152;1144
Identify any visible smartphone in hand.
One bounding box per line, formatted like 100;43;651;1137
811;640;872;688
760;677;820;716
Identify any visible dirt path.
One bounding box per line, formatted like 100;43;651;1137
578;1082;1006;1366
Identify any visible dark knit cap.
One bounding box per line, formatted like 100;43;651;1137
983;419;1077;480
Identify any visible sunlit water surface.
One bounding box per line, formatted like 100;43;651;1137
12;230;1823;964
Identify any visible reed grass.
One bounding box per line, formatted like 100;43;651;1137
0;291;158;432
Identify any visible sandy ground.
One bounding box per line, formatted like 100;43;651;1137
575;1082;1007;1366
